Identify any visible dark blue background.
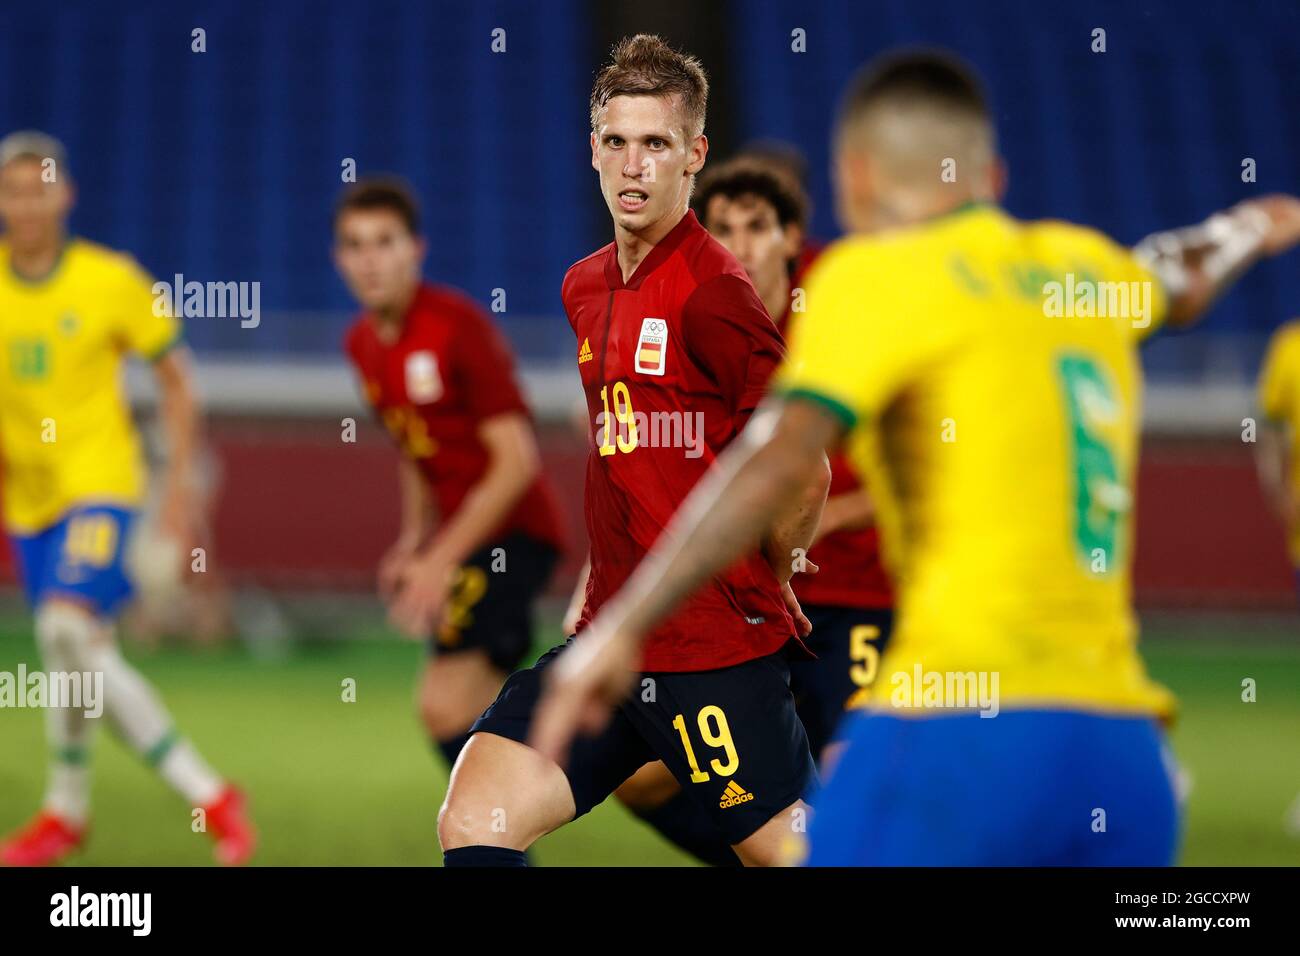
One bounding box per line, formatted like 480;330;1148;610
1;0;1296;368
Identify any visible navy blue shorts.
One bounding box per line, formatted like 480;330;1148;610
10;505;137;616
805;708;1180;866
430;532;558;673
472;638;818;846
789;604;894;758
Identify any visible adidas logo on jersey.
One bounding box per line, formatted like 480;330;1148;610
719;780;754;809
578;337;593;364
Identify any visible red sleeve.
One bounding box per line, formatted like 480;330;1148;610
452;303;530;422
681;274;785;424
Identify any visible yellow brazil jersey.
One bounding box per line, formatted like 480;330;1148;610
777;203;1175;718
1257;320;1300;562
0;238;180;533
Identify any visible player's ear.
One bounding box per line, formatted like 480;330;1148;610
413;234;428;265
590;131;600;172
685;134;708;177
782;222;803;260
990;157;1008;203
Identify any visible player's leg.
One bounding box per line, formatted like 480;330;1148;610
2;522;95;864
614;761;742;867
13;507;253;865
422;534;557;767
417;651;506;767
789;604;894;768
623;650;818;868
438;638;654;865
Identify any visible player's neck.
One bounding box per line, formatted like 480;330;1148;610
614;204;687;282
7;233;66;283
370;281;421;341
759;271;792;325
869;189;983;231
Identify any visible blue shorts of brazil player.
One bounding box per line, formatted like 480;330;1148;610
805;709;1180;866
10;505;137;617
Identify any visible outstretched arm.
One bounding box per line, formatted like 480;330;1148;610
531;398;843;763
1135;195;1300;328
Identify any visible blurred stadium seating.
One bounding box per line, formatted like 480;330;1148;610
0;0;1297;608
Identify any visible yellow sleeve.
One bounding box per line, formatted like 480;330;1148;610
1100;237;1168;341
775;241;959;428
1258;326;1298;423
111;257;182;360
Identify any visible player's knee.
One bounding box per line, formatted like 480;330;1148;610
418;691;472;741
436;734;572;851
35;600;99;668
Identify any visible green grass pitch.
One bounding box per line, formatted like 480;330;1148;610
0;612;1296;866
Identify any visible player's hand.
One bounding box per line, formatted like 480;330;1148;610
377;536;420;601
158;480;198;554
780;581;813;638
1243;195;1300;256
388;551;456;640
530;621;639;769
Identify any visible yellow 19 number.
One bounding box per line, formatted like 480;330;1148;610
598;381;638;456
672;705;740;783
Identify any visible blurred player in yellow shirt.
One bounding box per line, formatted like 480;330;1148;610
0;132;253;866
1256;319;1300;590
530;52;1300;865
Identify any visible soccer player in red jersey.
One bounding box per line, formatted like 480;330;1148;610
335;179;565;769
437;35;830;867
602;159;897;866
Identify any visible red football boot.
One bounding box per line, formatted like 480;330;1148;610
203;786;257;866
0;811;86;867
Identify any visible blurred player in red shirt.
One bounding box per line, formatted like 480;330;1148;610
437;35;830;867
335;179;564;770
696;157;894;761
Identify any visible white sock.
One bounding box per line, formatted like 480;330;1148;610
155;739;224;808
35;603;98;826
84;619;226;807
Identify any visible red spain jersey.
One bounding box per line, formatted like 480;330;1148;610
778;292;892;610
344;282;565;553
565;211;799;672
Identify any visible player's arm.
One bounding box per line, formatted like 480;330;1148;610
1134;195;1300;329
1255;418;1295;528
378;457;433;600
389;411;540;637
561;554;591;636
813;489;876;546
1253;327;1299;530
151;346;202;545
531;397;841;762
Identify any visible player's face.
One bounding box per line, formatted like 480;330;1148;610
591;94;707;238
0;157;73;250
333;209;425;311
702;194;801;294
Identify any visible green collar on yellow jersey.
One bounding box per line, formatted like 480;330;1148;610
7;238;70;286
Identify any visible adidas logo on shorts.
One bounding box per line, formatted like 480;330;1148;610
719;780;755;809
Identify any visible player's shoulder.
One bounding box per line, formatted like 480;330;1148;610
422;281;487;320
678;215;750;290
1023;215;1134;266
562;242;614;301
66;238;155;287
1265;318;1300;359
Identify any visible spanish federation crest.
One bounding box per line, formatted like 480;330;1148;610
634;318;668;376
405;350;443;403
